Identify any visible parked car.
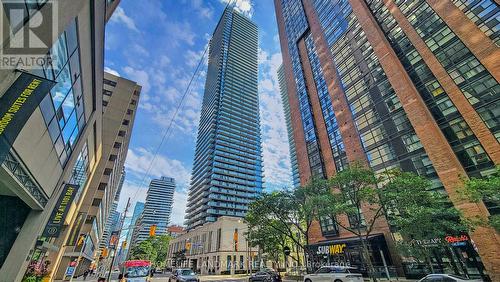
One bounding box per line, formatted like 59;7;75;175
418;274;483;282
303;266;363;282
249;269;282;282
155;267;163;274
169;268;199;282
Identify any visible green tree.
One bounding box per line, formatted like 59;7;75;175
245;189;316;267
462;166;500;232
130;235;171;268
308;165;383;280
379;170;470;272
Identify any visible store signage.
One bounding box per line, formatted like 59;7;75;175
316;243;347;255
0;72;55;164
42;184;79;237
445;235;469;246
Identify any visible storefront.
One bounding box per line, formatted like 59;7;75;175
401;235;488;281
306;234;395;277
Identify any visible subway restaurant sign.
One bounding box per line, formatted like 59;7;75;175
0;72;55;164
316;243;347;255
42;184;80;237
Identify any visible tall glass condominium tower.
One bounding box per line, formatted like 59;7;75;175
185;7;262;230
275;0;499;279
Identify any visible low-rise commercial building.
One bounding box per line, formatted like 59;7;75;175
167;217;258;275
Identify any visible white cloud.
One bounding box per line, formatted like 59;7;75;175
260;79;274;92
170;190;189;225
125;148;191;185
117;180;147;211
220;0;253;17
167;22;196;46
110;6;139;32
191;0;213;19
185;49;205;68
257;49;292;190
131;43;149;57
104;66;120;77
123;66;150;94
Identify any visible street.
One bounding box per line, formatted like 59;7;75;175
71;273;252;282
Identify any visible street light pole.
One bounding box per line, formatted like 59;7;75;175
106;198;130;281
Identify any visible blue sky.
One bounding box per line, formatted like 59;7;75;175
105;0;291;225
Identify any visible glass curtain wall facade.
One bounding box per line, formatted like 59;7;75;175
275;0;499;279
185;7;262;230
278;65;300;188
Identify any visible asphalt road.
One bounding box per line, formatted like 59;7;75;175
73;273;251;282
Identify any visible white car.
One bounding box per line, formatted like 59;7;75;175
418;274;483;282
304;266;363;282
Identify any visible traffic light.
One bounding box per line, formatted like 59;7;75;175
122;240;127;249
149;224;157;237
102;248;108;258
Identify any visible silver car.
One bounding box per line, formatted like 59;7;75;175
169;268;200;282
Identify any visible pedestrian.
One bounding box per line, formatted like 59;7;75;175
97;277;106;282
83;270;89;280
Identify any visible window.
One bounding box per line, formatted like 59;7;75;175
118;130;126;137
85;215;95;224
130;99;137;105
98;183;107;191
103;78;117;87
127;109;133;115
122;119;130;125
103;89;113;96
103;168;112;175
91;198;101;207
109;154;117;161
320;217;339;236
113;142;121;149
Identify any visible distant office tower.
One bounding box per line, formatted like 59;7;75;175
184;7;262;230
99;202;121;249
132;177;175;245
275;0;499;279
278;64;300;188
123;201;144;260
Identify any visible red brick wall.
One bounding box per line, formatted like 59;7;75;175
348;0;500;279
274;0;312;186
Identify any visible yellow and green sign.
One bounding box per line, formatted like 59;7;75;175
0;72;55;164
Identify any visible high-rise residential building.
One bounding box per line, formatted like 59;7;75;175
184;7;262;230
0;1;125;280
275;0;499;280
278;64;300;188
131;177;175;246
51;71;141;279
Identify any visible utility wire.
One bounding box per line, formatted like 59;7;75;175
125;0;236;210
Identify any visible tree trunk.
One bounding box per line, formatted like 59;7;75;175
423;247;435;273
360;236;377;282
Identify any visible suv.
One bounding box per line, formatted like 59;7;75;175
303;266;363;282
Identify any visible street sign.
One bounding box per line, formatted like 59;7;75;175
283;246;291;256
64;266;75;279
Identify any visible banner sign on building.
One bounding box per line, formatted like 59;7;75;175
42;184;79;237
66;212;86;246
0;72;55;164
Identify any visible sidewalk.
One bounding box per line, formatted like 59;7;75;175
199;274;250;281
